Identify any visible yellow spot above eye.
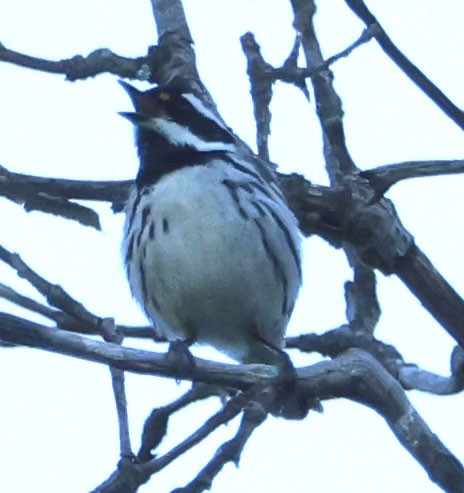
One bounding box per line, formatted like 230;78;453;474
159;92;171;101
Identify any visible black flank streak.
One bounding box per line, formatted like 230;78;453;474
252;200;266;217
162;218;169;233
149;222;155;240
254;218;288;315
127;191;142;232
225;154;275;185
136;228;143;248
232;178;276;203
141;205;151;230
125;234;135;265
260;201;302;281
221;179;249;220
247;180;276;202
225;158;266;184
237;182;253;194
248;155;275;183
139;258;148;303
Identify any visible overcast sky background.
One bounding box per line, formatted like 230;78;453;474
0;1;463;492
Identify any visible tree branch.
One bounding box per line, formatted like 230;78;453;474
0;280;156;344
149;0;193;43
344;264;380;334
1;311;460;493
0;165;131;212
172;401;266;493
0;312;275;387
98;318;134;460
290;0;357;180
395;245;464;350
241;23;378;95
399;364;464;396
286;325;403;377
301;349;464;492
3;1;463;491
93;387;250;493
137;383;226;462
280;171;464;350
0;44;152;81
240;32;274;160
146;0;199;86
0;166;102;228
0;244;103;328
287;326;464;396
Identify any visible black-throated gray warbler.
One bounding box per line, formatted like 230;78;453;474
120;80;302;366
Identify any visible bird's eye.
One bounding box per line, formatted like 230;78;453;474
158;92;171;102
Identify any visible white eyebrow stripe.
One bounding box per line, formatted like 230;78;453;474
181;93;229;131
141;117;236;152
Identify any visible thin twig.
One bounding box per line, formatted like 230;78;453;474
273;24;378;82
361;159;464;194
138;383;227;461
344;259;380;334
91;389;249;493
323;24;378;68
100;318;133;459
0;244;102;327
399;365;464;395
143;385;269;477
240;26;377;161
0;280;156;340
111;365;133;457
173;402;266;493
0;282;60;320
0;245;133;457
344;0;464;132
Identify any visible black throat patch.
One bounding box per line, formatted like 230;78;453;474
135;130;229;188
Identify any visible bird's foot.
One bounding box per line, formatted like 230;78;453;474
271;349;322;420
165;339;196;381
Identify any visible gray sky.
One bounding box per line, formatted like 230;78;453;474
0;0;463;491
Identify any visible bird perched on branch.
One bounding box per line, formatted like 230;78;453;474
120;79;301;367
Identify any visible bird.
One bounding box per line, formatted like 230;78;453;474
120;79;302;368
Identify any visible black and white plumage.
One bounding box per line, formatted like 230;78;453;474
121;80;302;365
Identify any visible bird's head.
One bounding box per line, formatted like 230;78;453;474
120;80;236;154
120;80;239;186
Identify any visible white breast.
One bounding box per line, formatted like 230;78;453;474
122;160;301;364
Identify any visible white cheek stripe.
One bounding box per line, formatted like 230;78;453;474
181;93;229;131
142;118;236;152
